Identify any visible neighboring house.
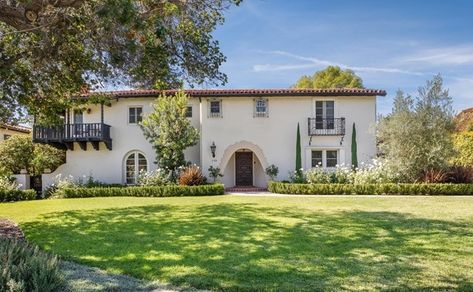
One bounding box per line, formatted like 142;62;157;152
0;124;31;141
34;88;386;189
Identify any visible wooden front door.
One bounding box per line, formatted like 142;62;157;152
235;152;253;186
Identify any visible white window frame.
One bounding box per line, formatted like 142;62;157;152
308;148;341;169
254;98;269;118
128;106;143;125
123;150;148;185
208;99;222;118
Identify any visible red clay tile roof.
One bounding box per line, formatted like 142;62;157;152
0;124;31;133
82;88;386;98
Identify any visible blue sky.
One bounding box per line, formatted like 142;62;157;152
212;0;473;114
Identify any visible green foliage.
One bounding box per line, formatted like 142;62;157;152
0;189;36;202
269;181;473;196
0;0;240;123
293;66;364;89
178;165;206;186
295;123;302;173
0;135;65;175
0;238;65;291
62;184;225;198
208;166;223;183
351;123;358;169
265;164;279;181
451;132;473;166
141;91;199;176
378;76;455;182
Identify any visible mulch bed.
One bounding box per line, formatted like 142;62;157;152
0;219;25;240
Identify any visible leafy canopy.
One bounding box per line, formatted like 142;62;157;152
0;0;241;123
140;91;199;176
293;66;364;89
377;75;455;182
0;135;65;175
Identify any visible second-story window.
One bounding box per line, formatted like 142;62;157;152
254;98;268;118
129;107;143;124
186;106;193;118
315;101;334;129
208;100;222;118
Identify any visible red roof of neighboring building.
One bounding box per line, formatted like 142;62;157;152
0;124;31;134
81;88;387;98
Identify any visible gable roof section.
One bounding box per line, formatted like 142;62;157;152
0;124;31;133
81;88;387;99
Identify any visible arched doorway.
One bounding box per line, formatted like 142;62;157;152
219;141;269;188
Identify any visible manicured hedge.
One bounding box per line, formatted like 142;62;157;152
63;184;225;198
0;189;36;202
268;182;473;196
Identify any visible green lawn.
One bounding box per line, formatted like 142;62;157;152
1;195;473;290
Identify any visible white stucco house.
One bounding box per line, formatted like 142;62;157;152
33;88;386;190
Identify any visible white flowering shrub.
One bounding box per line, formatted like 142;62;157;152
333;164;354;184
137;169;172;186
352;159;401;184
304;160;400;185
44;174;78;198
305;166;332;184
0;177;20;191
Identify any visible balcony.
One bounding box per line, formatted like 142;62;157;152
33;123;112;151
308;118;345;136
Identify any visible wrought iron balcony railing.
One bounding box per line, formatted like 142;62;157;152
308;118;345;136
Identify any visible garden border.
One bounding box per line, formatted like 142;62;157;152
268;182;473;196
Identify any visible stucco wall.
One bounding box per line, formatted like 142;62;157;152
46;97;201;185
201;96;377;186
44;95;377;189
0;128;29;141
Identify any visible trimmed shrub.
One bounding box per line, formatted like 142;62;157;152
0;189;36;202
0;239;65;291
178;165;206;186
268;181;473;196
63;184;225;198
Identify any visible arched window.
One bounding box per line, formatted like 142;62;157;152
124;151;148;184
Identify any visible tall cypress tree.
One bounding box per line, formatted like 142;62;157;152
351;122;358;169
296;123;302;172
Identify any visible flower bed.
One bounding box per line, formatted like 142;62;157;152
268;182;473;196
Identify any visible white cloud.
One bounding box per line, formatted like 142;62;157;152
253;50;426;76
402;44;473;65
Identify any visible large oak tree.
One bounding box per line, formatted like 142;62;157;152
0;0;240;123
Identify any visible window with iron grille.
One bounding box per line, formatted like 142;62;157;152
208;100;222;118
254;98;268;117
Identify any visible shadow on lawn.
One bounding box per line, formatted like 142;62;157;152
22;203;473;291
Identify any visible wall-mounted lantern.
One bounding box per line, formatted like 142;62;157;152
210;142;216;158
